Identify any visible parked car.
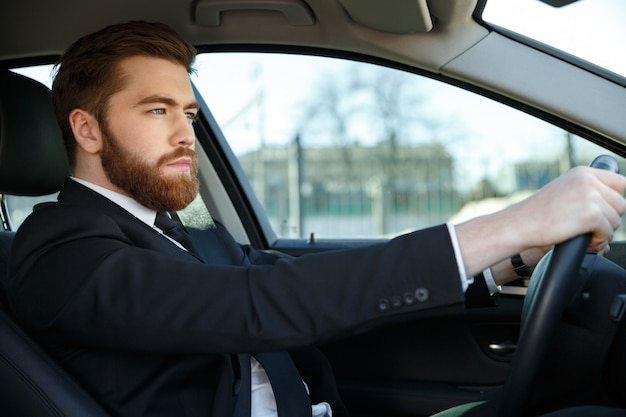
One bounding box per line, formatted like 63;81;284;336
2;0;626;416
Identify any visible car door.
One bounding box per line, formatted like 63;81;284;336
184;50;626;417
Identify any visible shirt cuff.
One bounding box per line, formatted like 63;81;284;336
482;267;501;295
446;223;473;292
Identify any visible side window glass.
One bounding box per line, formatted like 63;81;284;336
178;194;215;231
4;195;58;230
194;52;626;240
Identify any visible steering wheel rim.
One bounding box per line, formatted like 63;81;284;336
497;235;591;417
496;155;618;417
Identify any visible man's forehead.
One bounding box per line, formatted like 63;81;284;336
113;57;196;103
117;56;192;83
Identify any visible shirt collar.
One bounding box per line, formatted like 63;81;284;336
70;177;157;227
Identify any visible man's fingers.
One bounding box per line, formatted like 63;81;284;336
593;168;626;198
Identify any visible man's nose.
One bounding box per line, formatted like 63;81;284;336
173;113;195;147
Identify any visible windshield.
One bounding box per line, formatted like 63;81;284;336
482;0;626;79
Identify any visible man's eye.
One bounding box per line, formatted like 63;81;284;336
186;112;198;122
150;109;166;115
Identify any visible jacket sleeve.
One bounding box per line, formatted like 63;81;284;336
7;203;467;355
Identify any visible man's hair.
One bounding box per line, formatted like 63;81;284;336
52;21;197;168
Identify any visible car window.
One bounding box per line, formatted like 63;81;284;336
193;52;626;240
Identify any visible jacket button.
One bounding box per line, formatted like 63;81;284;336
377;298;390;312
403;292;416;305
415;288;429;302
390;296;403;308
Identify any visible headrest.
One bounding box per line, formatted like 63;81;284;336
0;70;70;196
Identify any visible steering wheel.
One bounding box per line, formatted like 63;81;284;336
496;155;619;417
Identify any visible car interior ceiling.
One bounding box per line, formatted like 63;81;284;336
1;1;486;77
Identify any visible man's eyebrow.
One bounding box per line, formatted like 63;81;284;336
135;95;200;109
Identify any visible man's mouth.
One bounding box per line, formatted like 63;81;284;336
165;157;193;172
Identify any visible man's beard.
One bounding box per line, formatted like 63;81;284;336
100;131;199;213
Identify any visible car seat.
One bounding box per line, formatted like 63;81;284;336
0;69;110;416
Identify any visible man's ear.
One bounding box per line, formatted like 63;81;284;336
69;109;103;154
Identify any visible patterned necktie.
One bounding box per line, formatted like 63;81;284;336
154;211;201;257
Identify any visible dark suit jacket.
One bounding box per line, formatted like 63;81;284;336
6;178;467;417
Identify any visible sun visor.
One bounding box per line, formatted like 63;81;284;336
194;0;315;26
338;0;432;34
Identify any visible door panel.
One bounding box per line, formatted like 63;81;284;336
320;296;522;416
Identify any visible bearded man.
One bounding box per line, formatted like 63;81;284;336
6;21;626;417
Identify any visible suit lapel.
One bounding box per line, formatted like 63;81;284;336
56;178;252;266
57;179;205;262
